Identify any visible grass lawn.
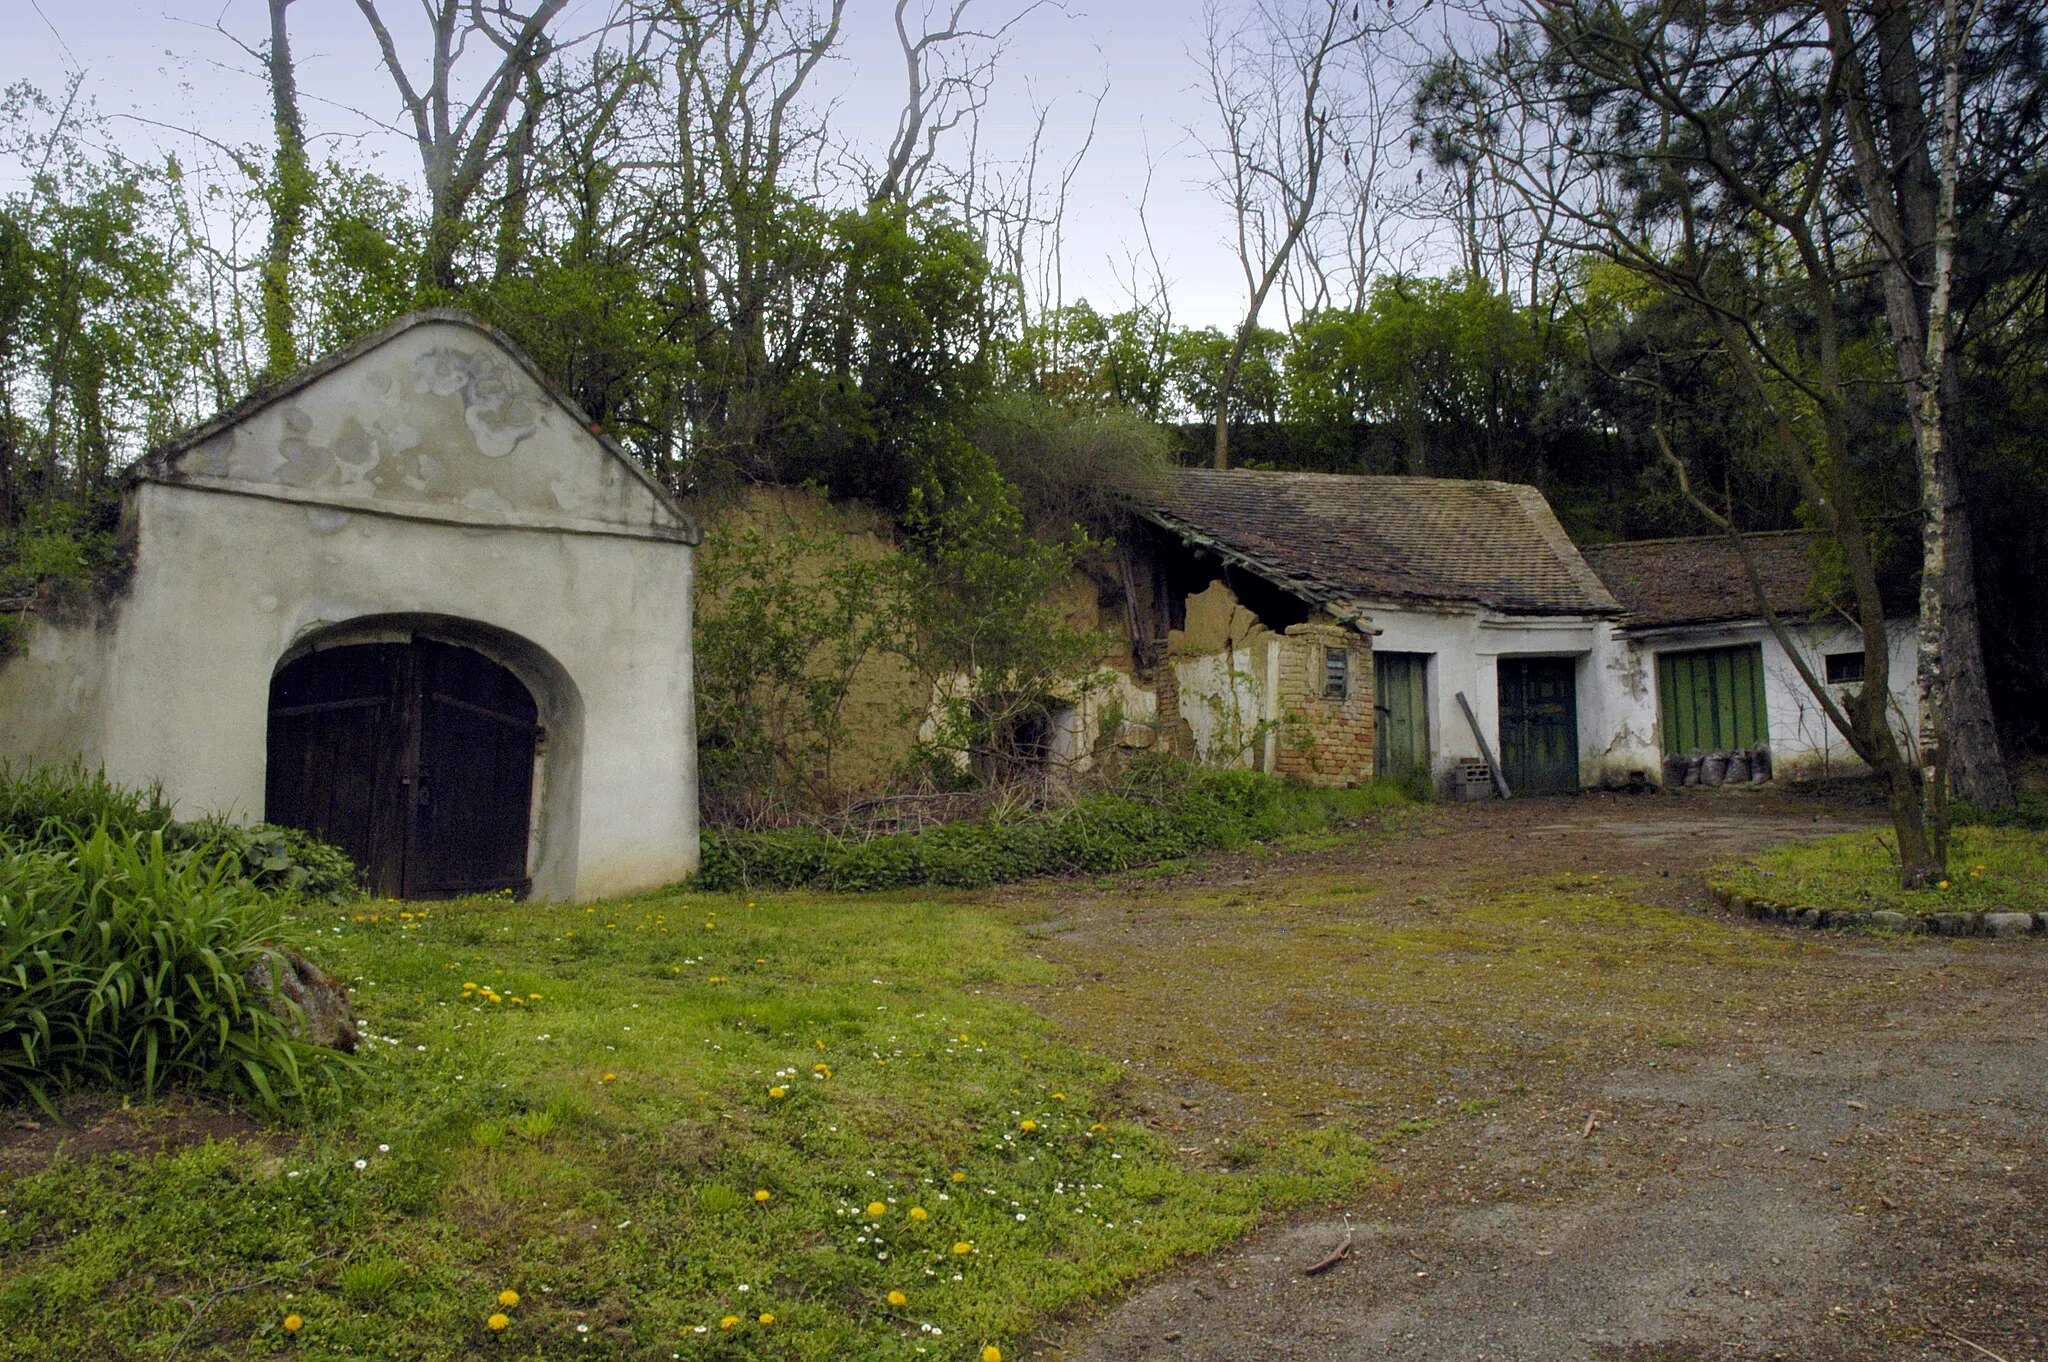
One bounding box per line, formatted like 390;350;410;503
1715;826;2048;915
0;884;1376;1361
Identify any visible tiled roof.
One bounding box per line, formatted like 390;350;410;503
1579;531;1823;630
1136;468;1619;617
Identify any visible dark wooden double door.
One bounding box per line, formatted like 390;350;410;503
266;640;539;898
1498;657;1580;796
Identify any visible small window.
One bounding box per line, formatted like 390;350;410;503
1824;651;1866;685
1324;647;1350;700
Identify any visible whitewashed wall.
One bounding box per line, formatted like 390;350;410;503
1592;617;1922;782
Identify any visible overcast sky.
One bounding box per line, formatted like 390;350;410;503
14;0;1443;331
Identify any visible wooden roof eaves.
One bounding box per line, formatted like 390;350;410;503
1130;505;1374;631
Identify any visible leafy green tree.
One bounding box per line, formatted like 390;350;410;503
1282;273;1550;479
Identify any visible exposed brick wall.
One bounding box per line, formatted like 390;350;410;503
1271;617;1375;786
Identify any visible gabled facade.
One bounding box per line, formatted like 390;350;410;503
0;310;703;900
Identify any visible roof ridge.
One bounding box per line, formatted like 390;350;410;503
1578;528;1820;552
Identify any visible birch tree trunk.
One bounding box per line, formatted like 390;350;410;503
259;0;310;384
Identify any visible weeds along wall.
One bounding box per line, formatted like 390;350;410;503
694;497;1391;803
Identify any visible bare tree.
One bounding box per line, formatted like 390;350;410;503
872;0;1050;206
1197;0;1369;469
353;0;571;291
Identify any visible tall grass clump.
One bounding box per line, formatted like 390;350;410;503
0;826;352;1114
0;764;359;899
700;760;1416;892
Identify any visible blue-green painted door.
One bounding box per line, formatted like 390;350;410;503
1498;657;1579;795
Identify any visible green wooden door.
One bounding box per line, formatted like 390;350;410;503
1498;657;1579;795
1374;652;1431;779
1657;645;1768;756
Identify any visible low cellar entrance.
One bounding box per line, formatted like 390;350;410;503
266;638;541;898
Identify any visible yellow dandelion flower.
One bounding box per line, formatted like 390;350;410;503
813;1063;831;1077
866;1201;888;1218
498;1290;520;1308
754;1189;772;1203
1089;1123;1106;1133
529;993;540;1001
953;1241;973;1255
888;1289;908;1307
769;1085;787;1098
601;1072;617;1083
720;1314;740;1330
815;1039;826;1051
951;1171;967;1183
909;1205;928;1221
463;982;478;990
703;922;715;930
1940;880;1951;889
282;1313;303;1332
984;1348;1003;1362
959;1034;970;1043
1020;1120;1037;1132
487;1312;510;1331
1051;1092;1066;1101
758;1313;775;1326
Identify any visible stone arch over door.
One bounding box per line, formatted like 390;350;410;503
265;615;584;899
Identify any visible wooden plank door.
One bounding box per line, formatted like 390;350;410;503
266;644;413;897
405;641;538;898
1656;645;1768;756
267;639;538;898
1374;651;1431;779
1497;657;1579;795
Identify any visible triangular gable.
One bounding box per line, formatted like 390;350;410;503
143;310;698;544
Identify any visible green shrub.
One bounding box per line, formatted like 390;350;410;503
698;763;1412;892
169;817;361;900
0;764;360;899
0;826;352;1114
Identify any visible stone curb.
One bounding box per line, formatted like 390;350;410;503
1706;885;2045;938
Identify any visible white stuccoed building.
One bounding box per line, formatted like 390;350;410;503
0;310;701;901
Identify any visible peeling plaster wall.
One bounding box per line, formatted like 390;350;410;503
169;322;692;542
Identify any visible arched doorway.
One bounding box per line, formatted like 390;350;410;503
266;638;541;898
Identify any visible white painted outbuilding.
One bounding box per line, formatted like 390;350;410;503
0;310;701;901
1070;471;1919;796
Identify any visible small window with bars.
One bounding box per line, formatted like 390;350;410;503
1324;647;1350;700
1824;651;1866;685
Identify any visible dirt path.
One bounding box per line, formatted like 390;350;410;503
992;792;2048;1362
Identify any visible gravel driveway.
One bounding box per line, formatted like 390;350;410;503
998;792;2047;1362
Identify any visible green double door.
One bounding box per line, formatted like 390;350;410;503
1656;644;1768;755
1498;657;1580;795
